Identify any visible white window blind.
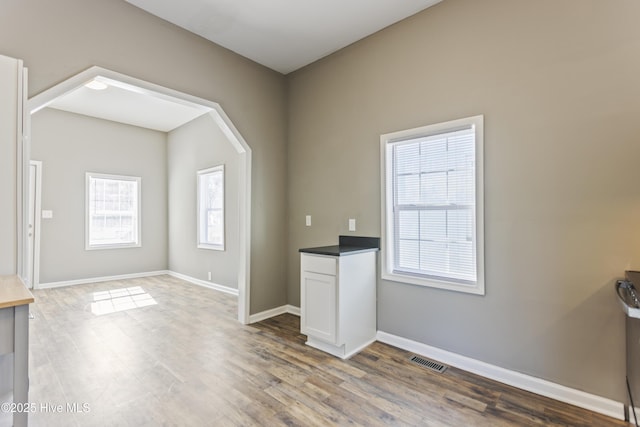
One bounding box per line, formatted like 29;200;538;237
197;165;225;250
86;173;141;249
393;128;476;282
381;115;484;294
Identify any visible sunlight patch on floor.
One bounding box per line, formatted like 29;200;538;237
90;286;157;315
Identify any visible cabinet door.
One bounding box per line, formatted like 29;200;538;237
301;271;337;344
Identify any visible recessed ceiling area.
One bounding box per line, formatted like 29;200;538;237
125;0;444;74
45;77;212;132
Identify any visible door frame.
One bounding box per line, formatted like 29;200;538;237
24;66;252;324
26;160;42;289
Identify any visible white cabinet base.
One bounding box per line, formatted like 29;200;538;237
300;250;377;359
306;336;377;360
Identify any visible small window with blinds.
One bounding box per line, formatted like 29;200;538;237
380;115;484;295
86;172;141;250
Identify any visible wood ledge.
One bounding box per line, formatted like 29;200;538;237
0;275;34;309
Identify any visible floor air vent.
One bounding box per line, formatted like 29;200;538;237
410;355;447;373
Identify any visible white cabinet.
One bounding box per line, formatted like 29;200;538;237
300;250;377;359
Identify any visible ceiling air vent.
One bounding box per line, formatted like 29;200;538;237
410;355;447;373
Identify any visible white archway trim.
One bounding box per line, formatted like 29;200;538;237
27;66;252;324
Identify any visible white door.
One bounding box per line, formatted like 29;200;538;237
26;161;42;289
0;54;25;276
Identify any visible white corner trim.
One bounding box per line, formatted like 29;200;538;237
37;270;170;289
167;271;239;296
376;331;624;421
286;305;301;317
249;304;300;324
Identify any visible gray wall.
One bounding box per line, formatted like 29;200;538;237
31;108;167;283
168;114;239;288
0;0;288;313
287;0;640;401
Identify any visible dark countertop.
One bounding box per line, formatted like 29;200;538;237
299;236;380;257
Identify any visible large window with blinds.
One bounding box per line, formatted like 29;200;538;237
380;115;484;295
86;172;141;250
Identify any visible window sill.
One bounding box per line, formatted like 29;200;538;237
197;244;224;251
85;243;141;251
381;271;485;295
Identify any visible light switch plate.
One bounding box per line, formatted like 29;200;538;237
42;210;53;219
349;218;356;231
306;215;311;226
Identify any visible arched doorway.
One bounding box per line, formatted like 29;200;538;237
24;66;252;324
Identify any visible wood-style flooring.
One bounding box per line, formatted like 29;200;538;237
19;275;628;426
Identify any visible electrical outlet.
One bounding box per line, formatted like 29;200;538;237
349;218;356;231
207;272;212;281
306;215;311;226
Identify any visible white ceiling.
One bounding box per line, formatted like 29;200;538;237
46;1;444;130
47;78;212;132
125;0;443;74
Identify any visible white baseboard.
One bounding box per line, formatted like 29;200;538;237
286;305;300;316
37;270;240;298
631;405;639;425
376;331;625;421
306;337;377;360
37;270;169;289
249;304;300;323
167;271;239;296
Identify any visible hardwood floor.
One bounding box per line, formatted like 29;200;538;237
19;275;628;426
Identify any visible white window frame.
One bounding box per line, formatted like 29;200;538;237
197;165;225;251
380;115;485;295
85;172;142;250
